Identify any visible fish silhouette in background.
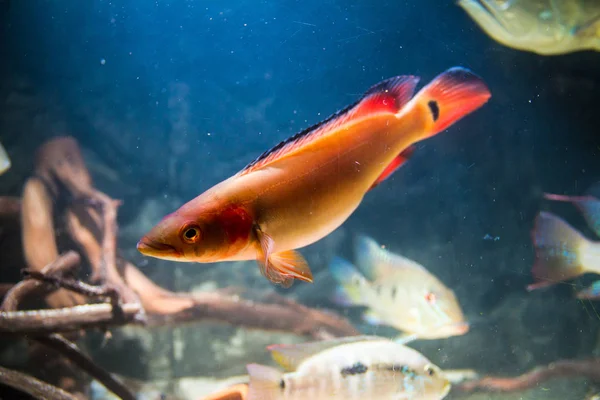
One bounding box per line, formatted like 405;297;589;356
138;67;491;287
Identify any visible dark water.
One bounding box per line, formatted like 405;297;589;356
0;1;599;399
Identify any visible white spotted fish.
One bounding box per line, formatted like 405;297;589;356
247;335;451;400
0;142;10;175
329;235;468;340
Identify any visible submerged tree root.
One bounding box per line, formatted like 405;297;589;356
459;358;600;393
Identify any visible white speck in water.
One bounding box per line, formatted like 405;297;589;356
100;58;106;65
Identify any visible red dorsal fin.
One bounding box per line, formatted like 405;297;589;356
368;145;416;191
239;75;421;175
353;75;421;117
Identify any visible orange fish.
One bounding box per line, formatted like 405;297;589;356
201;383;248;400
137;67;491;287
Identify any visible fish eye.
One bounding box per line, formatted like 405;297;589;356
181;224;202;244
425;365;435;376
425;291;437;304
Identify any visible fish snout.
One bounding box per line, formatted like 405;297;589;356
453;321;470;335
137;237;180;258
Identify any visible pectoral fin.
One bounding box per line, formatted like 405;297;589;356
254;226;314;288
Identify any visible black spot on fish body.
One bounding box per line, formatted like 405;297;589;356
391;286;397;299
341;362;369;377
280;379;285;389
428;100;439;121
376;285;382;295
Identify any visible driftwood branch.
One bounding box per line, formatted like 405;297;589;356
121;261;358;338
0;303;143;334
0;365;78;400
0;254;138;400
0;196;20;217
458;358;600;392
34;334;136;400
1;251;81;311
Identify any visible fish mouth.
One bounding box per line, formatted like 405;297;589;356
137;238;180;258
432;321;470;337
451;321;470;335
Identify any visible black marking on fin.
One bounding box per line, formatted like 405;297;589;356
341;362;369;377
242;75;417;172
428;100;439;121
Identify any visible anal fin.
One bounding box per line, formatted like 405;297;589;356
254;226;314;288
368;145;416;191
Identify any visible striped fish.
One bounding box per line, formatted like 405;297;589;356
247;335;451;400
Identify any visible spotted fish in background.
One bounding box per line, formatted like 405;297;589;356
329;235;469;340
137;67;491;287
0;142;11;175
246;335;451;400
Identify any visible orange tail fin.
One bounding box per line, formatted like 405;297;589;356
527;212;588;291
411;67;491;137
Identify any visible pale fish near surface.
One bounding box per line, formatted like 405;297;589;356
458;0;600;55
